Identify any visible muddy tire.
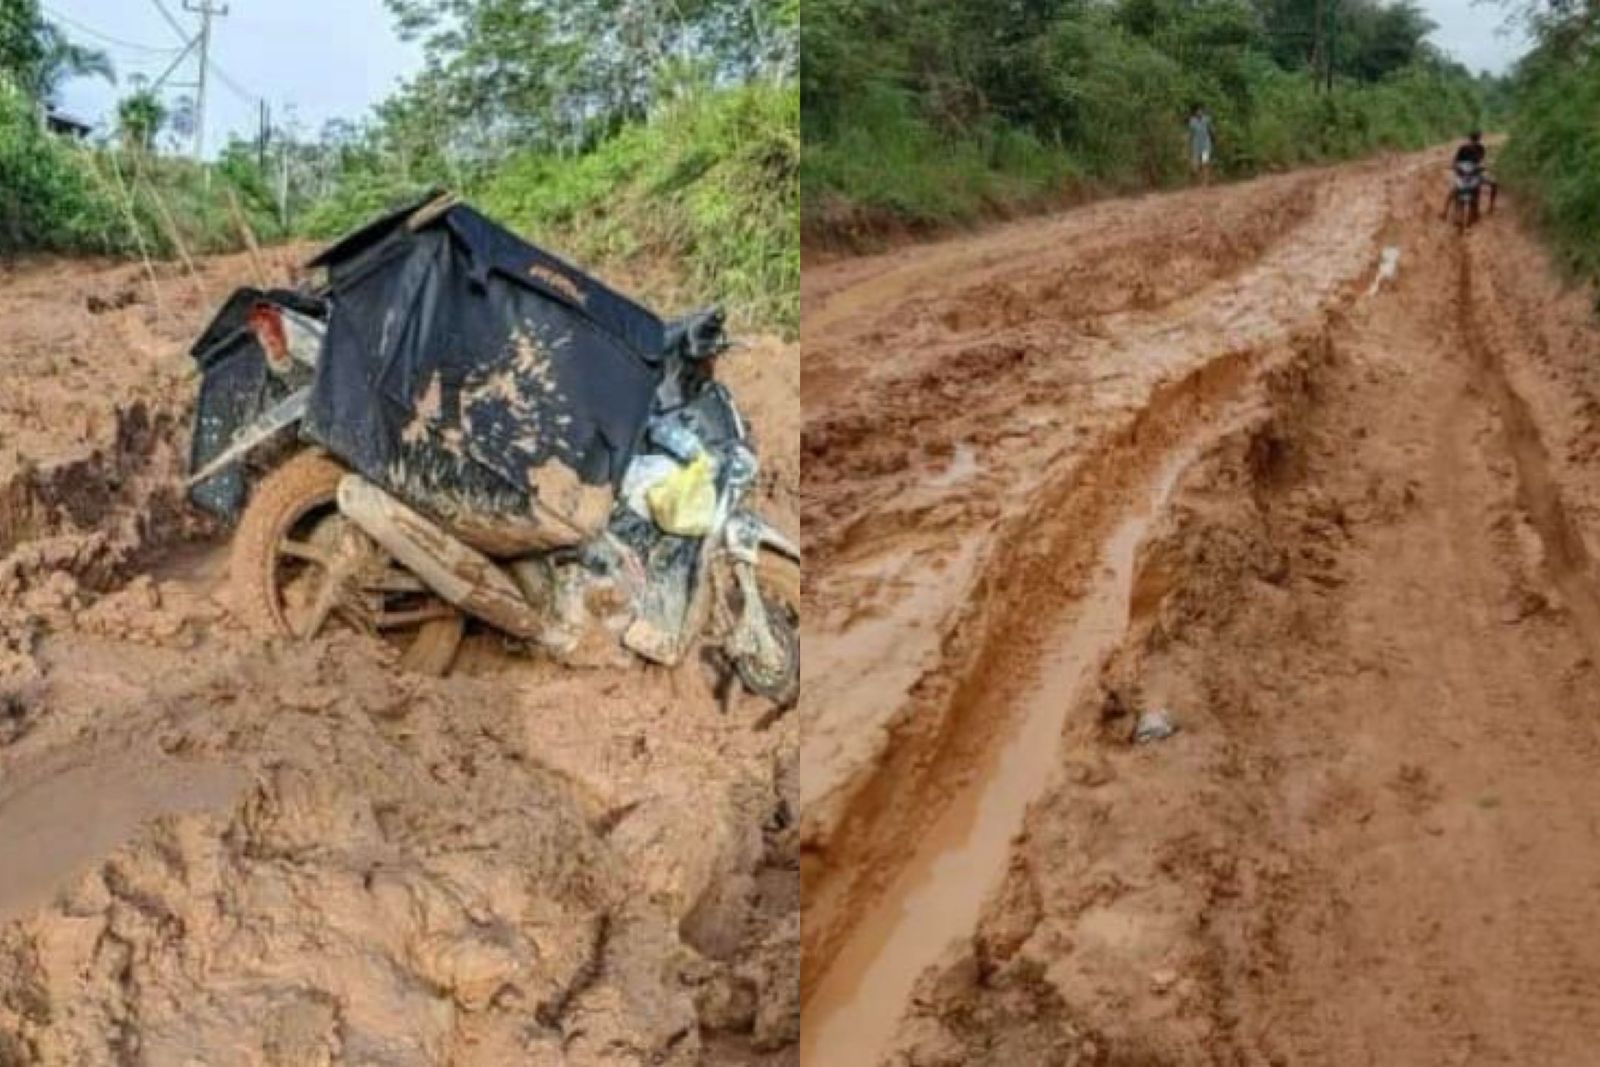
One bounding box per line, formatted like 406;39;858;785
734;551;800;707
231;449;465;675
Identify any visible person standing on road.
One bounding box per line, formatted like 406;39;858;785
1188;104;1215;185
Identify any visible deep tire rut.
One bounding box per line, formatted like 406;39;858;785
1456;247;1600;653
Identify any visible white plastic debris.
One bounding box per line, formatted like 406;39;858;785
1365;245;1402;297
1134;708;1179;743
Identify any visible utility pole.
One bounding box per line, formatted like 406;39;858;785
259;100;270;170
278;136;290;228
183;0;229;162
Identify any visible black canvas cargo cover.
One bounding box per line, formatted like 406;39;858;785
300;193;667;521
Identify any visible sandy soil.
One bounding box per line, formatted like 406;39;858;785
802;152;1600;1065
0;250;798;1065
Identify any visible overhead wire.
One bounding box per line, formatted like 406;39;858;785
208;58;263;106
146;0;192;44
54;0;281;146
41;6;185;55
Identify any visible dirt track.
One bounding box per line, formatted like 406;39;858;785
0;252;799;1064
802;151;1600;1064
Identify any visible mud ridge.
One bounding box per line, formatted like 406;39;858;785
1455;249;1600;653
884;317;1344;1065
801;332;1321;1003
0;401;199;596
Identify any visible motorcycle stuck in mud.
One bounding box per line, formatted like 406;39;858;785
185;193;799;703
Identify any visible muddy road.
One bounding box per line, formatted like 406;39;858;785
802;151;1600;1064
0;252;799;1064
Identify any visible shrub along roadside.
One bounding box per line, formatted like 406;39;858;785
4;81;797;335
0;76;118;253
302;82;800;335
1501;51;1600;286
803;0;1491;245
2;77;287;261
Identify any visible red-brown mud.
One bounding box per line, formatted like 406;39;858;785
0;250;798;1065
804;151;1600;1065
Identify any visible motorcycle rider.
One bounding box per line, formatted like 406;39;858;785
1442;130;1498;222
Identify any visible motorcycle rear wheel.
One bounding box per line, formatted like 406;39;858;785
231;449;466;676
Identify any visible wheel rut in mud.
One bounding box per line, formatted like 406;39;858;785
1455;249;1600;654
802;331;1332;1064
806;151;1600;1067
801;155;1405;1038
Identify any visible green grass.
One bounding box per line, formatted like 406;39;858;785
801;83;1079;234
2;77;289;260
6;73;798;335
479;81;798;334
0;76;119;254
802;7;1486;244
298;82;800;335
1502;57;1600;284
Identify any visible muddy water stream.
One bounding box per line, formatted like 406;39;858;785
801;446;1202;1066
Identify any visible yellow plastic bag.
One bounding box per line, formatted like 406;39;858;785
647;453;717;536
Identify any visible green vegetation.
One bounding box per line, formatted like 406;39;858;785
1;0;115;253
332;0;799;330
1;0;282;257
1501;6;1600;284
1;0;798;332
0;74;118;252
477;81;798;332
804;0;1493;239
298;77;798;332
116;89;165;154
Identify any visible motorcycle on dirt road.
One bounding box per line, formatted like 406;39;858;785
185;194;799;703
1447;158;1484;234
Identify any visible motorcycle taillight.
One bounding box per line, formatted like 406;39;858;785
247;302;292;375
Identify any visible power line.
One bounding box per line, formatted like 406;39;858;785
208;58;260;106
148;35;200;92
59;0;276;159
41;7;185;55
146;0;192;43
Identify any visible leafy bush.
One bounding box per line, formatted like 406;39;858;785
801;83;1077;230
298;171;434;240
295;81;801;334
1503;52;1600;281
1;77;290;260
477;81;799;333
803;0;1489;240
5;0;799;335
0;76;120;253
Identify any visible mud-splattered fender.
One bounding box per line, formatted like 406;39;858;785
730;513;799;562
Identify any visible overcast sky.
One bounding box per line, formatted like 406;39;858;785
1419;0;1528;75
42;0;1527;155
43;0;422;153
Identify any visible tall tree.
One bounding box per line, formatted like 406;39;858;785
0;0;112;102
382;0;796;156
117;88;166;152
